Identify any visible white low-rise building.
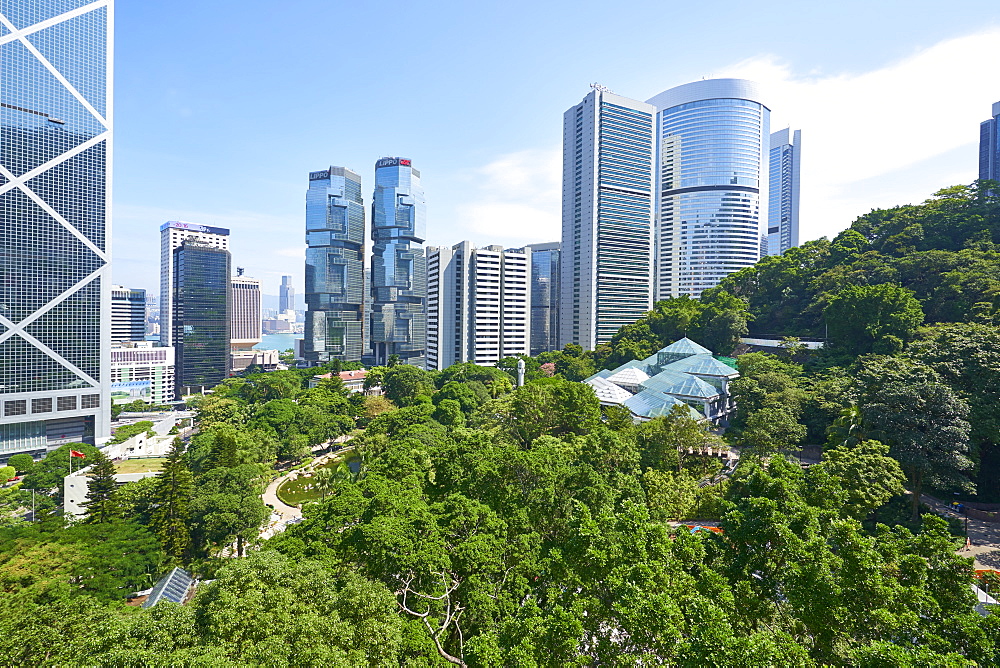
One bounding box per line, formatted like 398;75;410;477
111;341;175;405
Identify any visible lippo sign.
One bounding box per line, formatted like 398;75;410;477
375;157;412;169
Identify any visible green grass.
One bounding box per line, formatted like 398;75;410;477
114;458;166;475
276;453;359;506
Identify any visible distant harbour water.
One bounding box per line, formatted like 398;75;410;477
255;333;303;352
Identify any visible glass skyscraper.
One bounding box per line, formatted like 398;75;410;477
647;79;770;299
304;167;365;363
764;128;801;257
980;101;1000;183
173;241;231;396
0;0;112;457
526;242;560;355
369;157;426;366
560;88;656;350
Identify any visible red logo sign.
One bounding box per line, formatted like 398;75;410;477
400;159;411;166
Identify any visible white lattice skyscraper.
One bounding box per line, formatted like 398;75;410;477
0;0;113;457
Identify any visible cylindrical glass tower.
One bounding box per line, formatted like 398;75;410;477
646;79;769;299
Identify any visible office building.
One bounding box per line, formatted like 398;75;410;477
647;79;770;298
111;342;176;406
279;275;295;314
426;242;531;370
763;129;801;257
980;101;1000;182
160;221;229;348
0;0;112;458
370;157;427;366
526;242;560;355
230;274;261;351
304;167;365;363
112;286;147;343
173;240;231;396
560;88;656;351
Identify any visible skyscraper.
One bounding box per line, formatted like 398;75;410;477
230;275;261;351
560;88;656;351
370;157;426;366
980;101;1000;182
160;221;229;347
647;79;770;298
526;242;561;356
279;275;295;314
304;167;365;363
111;286;147;343
1;0;112;458
173;240;231;397
764;128;801;257
425;242;531;370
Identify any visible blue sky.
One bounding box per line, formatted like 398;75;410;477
113;0;1000;296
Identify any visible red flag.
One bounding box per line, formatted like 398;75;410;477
69;450;86;459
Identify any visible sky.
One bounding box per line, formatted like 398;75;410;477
112;0;1000;298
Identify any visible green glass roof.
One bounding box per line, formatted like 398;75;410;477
662;354;740;378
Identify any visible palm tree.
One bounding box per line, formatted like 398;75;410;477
312;467;336;500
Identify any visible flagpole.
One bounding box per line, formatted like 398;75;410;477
69;447;72;475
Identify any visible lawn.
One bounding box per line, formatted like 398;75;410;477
114;458;166;475
276;454;360;506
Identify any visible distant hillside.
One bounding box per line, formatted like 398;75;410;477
717;181;1000;338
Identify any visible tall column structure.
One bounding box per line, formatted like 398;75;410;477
559;87;656;350
525;242;560;355
111;286;147;343
764;128;801;257
980;101;1000;182
173;240;231;397
279;275;295;314
160;221;229;347
647;79;770;299
303;166;365;363
425;242;531;371
230;275;261;351
0;0;113;457
370;157;426;367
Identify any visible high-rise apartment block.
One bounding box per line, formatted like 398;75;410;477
304;167;366;363
370;157;427;366
647;79;770;299
0;0;112;457
764;128;801;257
279;275;295;314
160;221;229;347
230;275;261;351
112;286;147;343
425;243;531;370
560;88;656;350
173;240;231;397
111;342;175;406
526;242;561;356
980;101;1000;182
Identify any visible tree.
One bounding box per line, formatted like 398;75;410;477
862;380;972;519
83;451;120;523
737;404;806;454
432;399;465;428
381;364;435;406
192;551;401;665
825;283;924;356
312;466;336;500
814;440;906;519
692;289;752;354
20;443;100;499
190;465;268;557
7;454;33;475
149;438;195;564
634;404;721;472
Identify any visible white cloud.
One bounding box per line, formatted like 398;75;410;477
717;29;1000;240
447;147;562;246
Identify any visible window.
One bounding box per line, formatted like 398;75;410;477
4;401;27;417
82;394;100;409
57;396;78;411
32;398;52;413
